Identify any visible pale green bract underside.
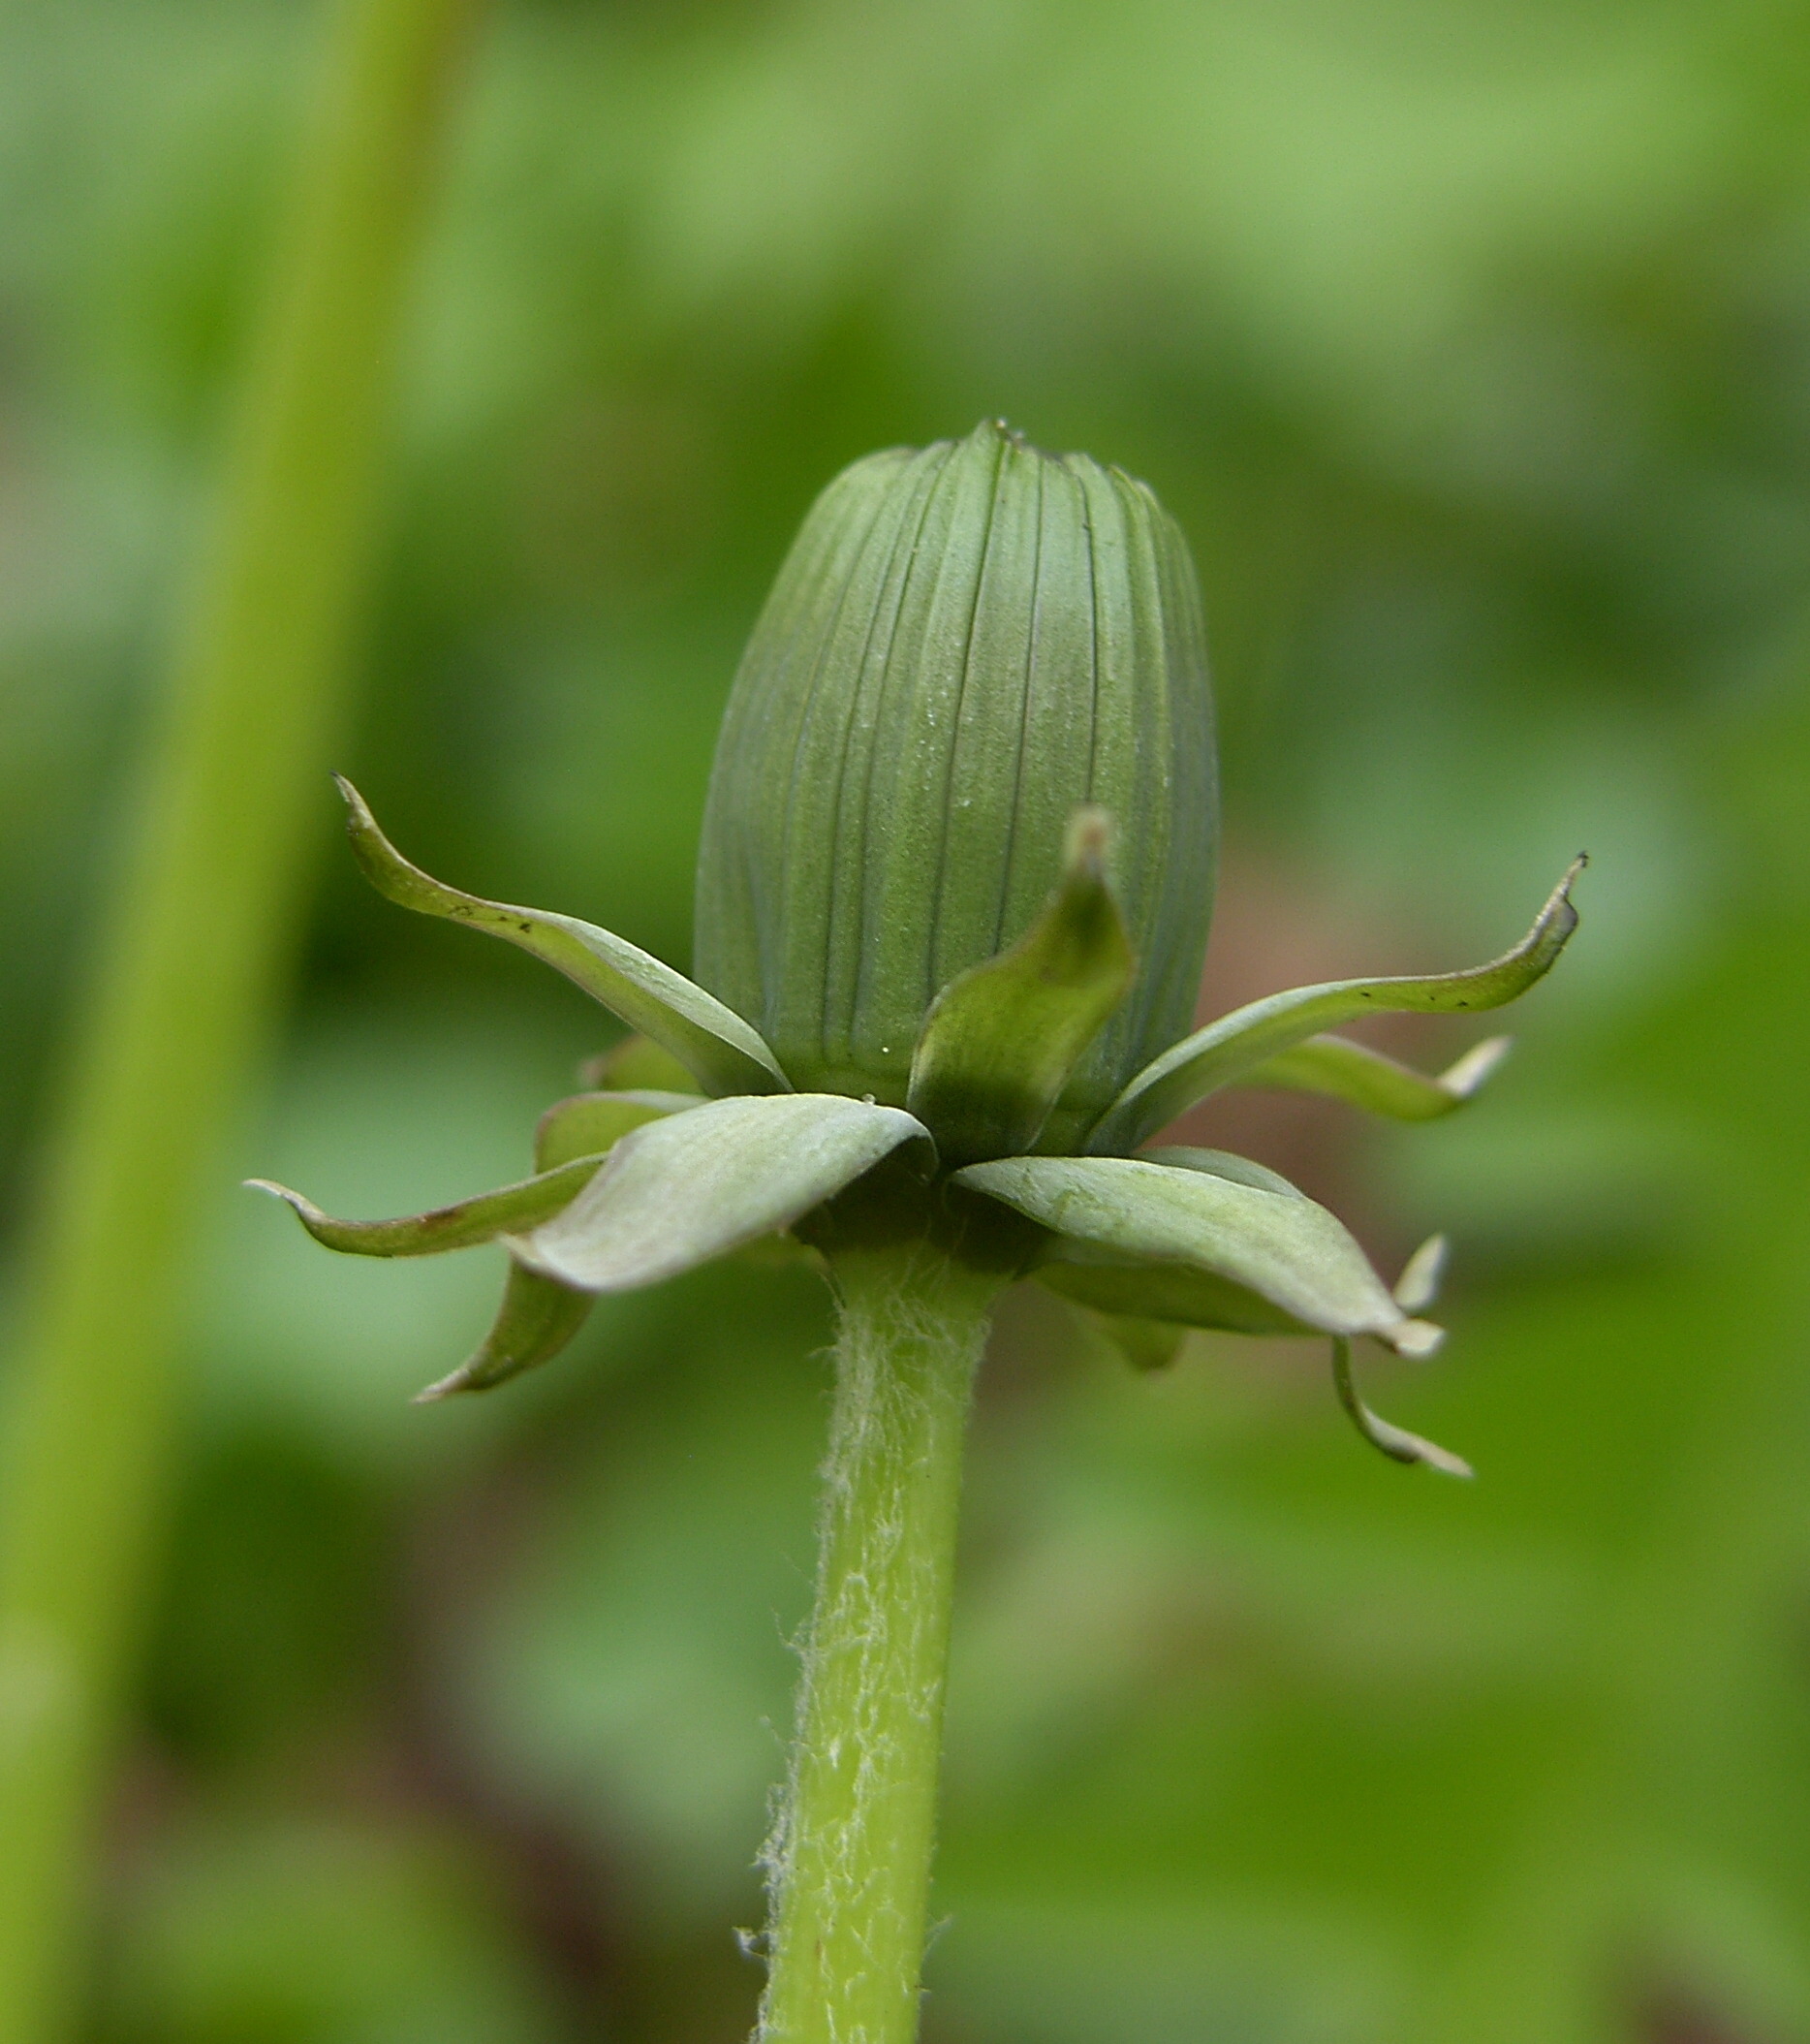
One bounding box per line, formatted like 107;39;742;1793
256;1090;932;1396
954;1150;1443;1358
509;1094;932;1294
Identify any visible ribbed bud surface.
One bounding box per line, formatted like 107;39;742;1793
695;422;1217;1138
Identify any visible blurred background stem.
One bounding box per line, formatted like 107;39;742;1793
758;1247;1001;2044
0;0;482;2034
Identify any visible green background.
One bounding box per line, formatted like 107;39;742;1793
3;0;1808;2036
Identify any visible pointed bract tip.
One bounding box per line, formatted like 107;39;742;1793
1549;854;1586;917
413;1366;475;1404
1392;1235;1450;1316
244;1178;318;1222
1526;856;1586;951
1414;1437;1476;1481
1062;804;1113;877
1389;1317;1446;1360
333;772;380;831
1444;1036;1513;1099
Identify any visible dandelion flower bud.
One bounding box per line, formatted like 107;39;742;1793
694;419;1218;1146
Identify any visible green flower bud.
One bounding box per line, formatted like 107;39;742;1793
694;420;1217;1146
265;422;1578;1472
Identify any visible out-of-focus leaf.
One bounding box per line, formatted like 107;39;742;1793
1071;1304;1191;1372
105;1818;561;2044
1139;1146;1307;1197
959;1152;1441;1355
533;1088;698;1170
907;807;1134;1166
249;1155;604;1258
1036;1250;1305;1336
512;1094;931;1293
1088;861;1581;1153
578;1033;704;1094
453;1266;830;1920
336;776;789;1098
1232;1032;1513;1120
416;1261;592;1402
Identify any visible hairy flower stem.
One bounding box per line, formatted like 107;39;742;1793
757;1245;1002;2044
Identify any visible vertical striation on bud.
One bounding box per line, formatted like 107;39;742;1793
694;420;1217;1139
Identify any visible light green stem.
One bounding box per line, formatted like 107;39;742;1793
0;2;478;2035
757;1245;1000;2044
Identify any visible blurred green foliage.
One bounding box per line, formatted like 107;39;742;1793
3;0;1809;2037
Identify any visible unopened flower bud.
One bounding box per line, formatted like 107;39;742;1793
694;420;1218;1144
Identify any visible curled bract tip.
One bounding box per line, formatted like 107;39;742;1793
247;1158;605;1257
329;776;790;1100
1332;1336;1473;1479
1089;856;1586;1154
